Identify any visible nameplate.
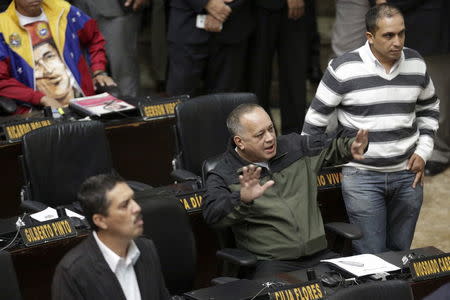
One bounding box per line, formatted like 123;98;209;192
268;281;325;300
177;190;205;213
1;119;53;143
139;95;189;120
317;168;342;190
20;217;77;247
409;253;450;281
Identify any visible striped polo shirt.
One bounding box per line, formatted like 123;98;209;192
302;41;440;172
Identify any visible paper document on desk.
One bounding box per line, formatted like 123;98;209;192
30;207;85;222
321;254;400;277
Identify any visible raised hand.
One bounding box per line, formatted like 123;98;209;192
239;165;274;204
351;129;369;160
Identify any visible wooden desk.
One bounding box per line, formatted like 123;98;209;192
9;231;88;300
0;117;176;218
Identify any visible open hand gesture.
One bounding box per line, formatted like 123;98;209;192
239;165;274;204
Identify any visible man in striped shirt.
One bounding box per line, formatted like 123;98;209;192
302;3;439;254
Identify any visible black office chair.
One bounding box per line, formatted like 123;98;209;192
20;120;149;212
171;93;258;186
327;280;413;300
0;250;22;300
201;157;362;282
136;188;197;295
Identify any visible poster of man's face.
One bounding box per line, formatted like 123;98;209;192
34;41;73;105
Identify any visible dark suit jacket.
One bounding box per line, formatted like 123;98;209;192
52;234;170;300
167;0;254;44
254;0;286;10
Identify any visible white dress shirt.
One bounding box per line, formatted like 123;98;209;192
93;231;142;300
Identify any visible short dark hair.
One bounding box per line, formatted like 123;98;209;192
78;173;125;231
226;103;264;136
365;3;403;34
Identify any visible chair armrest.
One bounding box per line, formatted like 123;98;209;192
127;180;152;192
211;276;240;285
0;97;17;115
20;200;48;213
324;222;362;240
171;169;201;182
216;248;258;267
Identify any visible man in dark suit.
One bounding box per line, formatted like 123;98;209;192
52;173;170;300
248;0;309;134
166;0;254;97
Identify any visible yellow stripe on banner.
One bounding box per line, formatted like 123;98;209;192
42;0;69;58
0;4;34;67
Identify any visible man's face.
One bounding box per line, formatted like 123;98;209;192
235;107;277;162
14;0;42;17
34;43;72;104
366;14;405;65
95;182;144;241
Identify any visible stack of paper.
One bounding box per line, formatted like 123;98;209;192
321;254;400;277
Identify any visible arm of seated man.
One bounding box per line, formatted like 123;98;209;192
92;70;117;89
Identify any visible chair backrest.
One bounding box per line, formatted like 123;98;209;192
174;93;257;176
0;250;22;300
137;187;197;295
328;280;413;300
21;121;113;207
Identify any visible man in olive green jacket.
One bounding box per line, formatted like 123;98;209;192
203;103;368;278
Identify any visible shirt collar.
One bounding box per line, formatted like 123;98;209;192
16;9;47;27
93;231;141;273
360;41;404;74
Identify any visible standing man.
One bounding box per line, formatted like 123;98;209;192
375;0;450;175
203;103;368;278
0;0;115;114
303;4;440;254
52;173;170;300
166;0;253;97
248;0;308;134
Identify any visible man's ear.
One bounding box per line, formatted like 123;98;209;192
93;214;108;230
366;31;374;45
234;135;244;151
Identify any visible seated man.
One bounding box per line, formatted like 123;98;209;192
0;0;115;114
52;173;170;300
202;103;368;278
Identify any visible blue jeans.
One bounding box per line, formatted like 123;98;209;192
341;167;423;254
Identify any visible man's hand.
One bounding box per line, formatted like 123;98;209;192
40;96;64;109
204;15;223;32
350;129;369;160
239;165;274;204
124;0;149;11
287;0;305;20
93;72;117;90
407;153;425;188
375;0;387;4
205;0;233;23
